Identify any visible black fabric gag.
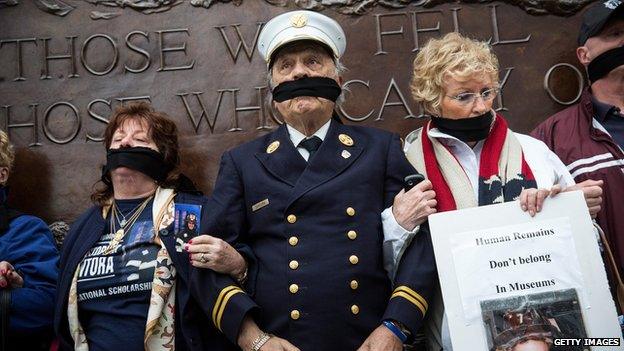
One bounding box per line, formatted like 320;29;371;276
103;147;169;183
431;110;494;143
272;77;342;103
588;46;624;83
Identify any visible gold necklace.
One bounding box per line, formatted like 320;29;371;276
114;199;146;228
103;195;153;255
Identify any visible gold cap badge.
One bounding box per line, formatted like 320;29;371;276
267;141;280;153
339;134;354;146
290;13;308;28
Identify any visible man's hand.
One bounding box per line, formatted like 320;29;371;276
237;316;300;351
186;235;247;279
0;261;23;289
392;180;437;231
257;338;300;351
563;179;603;219
356;325;403;351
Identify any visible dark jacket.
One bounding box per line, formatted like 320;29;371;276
0;203;58;351
532;88;624;309
54;192;256;351
194;121;437;351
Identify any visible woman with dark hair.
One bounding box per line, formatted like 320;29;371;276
54;102;249;351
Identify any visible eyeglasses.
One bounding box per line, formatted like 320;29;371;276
446;88;499;105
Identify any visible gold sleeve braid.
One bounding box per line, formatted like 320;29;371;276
390;285;428;316
212;285;245;331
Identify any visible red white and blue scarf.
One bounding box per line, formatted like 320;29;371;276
406;113;537;212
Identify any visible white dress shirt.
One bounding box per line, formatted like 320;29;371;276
287;120;332;161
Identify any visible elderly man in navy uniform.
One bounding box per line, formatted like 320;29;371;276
193;10;437;351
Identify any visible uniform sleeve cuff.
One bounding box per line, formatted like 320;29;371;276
213;285;259;343
383;285;428;334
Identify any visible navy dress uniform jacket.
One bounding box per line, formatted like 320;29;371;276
54;192;257;351
196;120;437;351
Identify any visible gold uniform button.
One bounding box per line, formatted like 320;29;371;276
289;284;299;294
346;207;355;216
289;260;299;270
349;255;359;265
289;236;299;246
290;310;300;320
351;305;360;315
347;230;357;240
287;214;297;223
350;280;359;290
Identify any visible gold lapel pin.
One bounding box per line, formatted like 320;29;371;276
339;134;354;146
267;141;280;154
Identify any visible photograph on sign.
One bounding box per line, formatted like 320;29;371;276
481;289;588;351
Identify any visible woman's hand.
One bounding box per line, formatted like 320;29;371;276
0;261;23;289
392;180;437;230
185;235;247;279
520;180;603;219
519;185;563;217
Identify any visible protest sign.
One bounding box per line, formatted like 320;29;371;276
429;191;621;350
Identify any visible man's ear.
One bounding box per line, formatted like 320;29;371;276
269;100;284;122
0;167;9;186
577;46;592;66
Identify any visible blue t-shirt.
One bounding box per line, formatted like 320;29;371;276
76;198;159;351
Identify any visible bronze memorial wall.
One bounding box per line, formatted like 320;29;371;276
0;0;593;222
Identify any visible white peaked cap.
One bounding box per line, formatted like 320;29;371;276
258;10;347;66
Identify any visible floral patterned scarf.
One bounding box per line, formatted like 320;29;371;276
67;187;178;351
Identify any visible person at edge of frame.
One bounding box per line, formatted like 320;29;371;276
0;129;59;351
532;0;624;326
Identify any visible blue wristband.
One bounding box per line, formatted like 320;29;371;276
382;320;407;343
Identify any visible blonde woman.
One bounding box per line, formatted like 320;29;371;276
399;32;602;350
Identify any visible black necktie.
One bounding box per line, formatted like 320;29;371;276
298;136;322;160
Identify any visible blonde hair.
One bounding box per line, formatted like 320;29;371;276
411;32;500;116
0;130;14;172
